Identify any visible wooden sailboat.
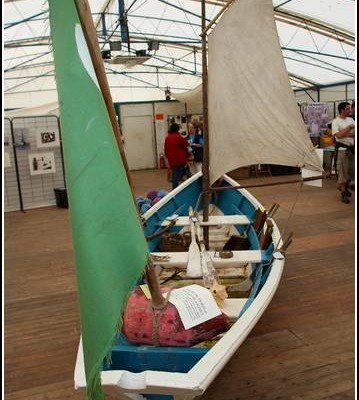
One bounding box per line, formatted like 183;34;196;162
48;0;323;400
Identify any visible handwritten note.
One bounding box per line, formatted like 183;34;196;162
167;284;221;329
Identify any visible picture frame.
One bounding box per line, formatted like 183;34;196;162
36;129;60;148
28;152;56;176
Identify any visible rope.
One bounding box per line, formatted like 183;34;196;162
268;181;304;258
151;289;172;346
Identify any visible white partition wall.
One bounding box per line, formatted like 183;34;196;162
4;116;66;211
118;100;187;169
4;118;22;212
119;103;156;170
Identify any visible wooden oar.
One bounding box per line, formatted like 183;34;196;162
195;219;228;307
195;212;217;288
186;207;202;277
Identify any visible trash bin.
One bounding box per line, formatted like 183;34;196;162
54;187;68;208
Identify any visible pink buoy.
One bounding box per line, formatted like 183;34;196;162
122;287;230;347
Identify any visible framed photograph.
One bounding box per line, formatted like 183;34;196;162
14;128;30;149
36;129;60;148
28;152;56;175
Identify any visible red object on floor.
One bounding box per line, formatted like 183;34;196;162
159;155;166;169
122;287;230;347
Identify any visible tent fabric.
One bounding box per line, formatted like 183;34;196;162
4;0;355;110
172;84;203;114
4;102;60;118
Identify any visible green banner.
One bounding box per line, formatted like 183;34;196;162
48;1;149;399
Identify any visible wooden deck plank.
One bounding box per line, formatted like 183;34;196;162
4;170;355;400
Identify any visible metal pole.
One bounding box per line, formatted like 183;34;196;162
9;119;24;212
208;175;325;192
56;116;67;188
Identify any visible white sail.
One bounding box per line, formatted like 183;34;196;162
172;84;203;115
208;0;323;184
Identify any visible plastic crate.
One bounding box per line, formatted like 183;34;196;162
104;334;208;374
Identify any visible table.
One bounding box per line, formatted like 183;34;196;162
323;146;336;176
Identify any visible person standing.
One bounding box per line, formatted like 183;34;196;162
164;123;192;190
332;102;355;203
188;122;204;175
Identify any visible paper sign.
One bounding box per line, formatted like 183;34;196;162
155;113;165;120
4;152;11;168
167;284;221;329
301;148;323;187
140;284;152;299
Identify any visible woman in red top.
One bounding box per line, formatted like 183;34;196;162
164;123;191;189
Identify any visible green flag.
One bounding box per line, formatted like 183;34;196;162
48;1;149;399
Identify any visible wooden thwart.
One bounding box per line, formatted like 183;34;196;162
162;214;250;227
151;249;266;267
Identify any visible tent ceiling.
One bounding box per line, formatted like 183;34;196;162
4;0;356;109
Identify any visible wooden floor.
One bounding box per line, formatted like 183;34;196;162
4;169;355;400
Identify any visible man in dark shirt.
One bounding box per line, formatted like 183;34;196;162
164;123;191;189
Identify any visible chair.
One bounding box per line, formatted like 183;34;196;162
255;164;272;177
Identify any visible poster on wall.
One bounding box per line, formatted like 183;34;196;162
28;152;56;175
302;103;329;137
4;152;11;168
168;114;188;136
36;129;60;148
14;128;30;149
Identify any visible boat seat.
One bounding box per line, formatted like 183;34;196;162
161;215;250;227
151;250;265;268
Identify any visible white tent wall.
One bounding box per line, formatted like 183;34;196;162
294;82;355;104
5;102;60;118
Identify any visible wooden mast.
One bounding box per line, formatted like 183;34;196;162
200;0;235;247
74;0;166;309
201;0;210;247
74;0;131;188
